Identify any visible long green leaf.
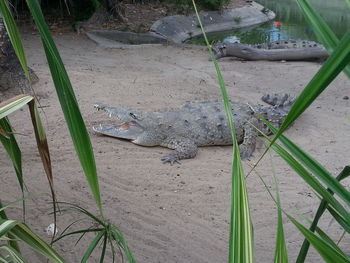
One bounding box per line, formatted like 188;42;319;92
295;0;350;77
110;226;136;263
0;95;33;120
0;220;19;238
81;231;105;263
0;118;23;194
272;168;288;263
99;233;108;263
5;220;65;262
297;166;350;262
0;201;20;255
53;228;104;244
267;122;350;205
23;0;102;214
273;30;350;141
0;245;26;263
315;227;348;258
0;0;29;79
191;1;254;262
0;95;57;227
256;121;350;230
0;95;33;194
270;142;350;226
287;215;350;263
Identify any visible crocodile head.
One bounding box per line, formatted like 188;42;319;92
211;42;227;60
93;104;164;146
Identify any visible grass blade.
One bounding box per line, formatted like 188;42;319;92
0;245;26;263
272;167;288;263
273;30;350;141
295;0;350;77
24;0;102;214
0;95;33;119
53;228;104;244
99;233;108;263
191;1;254;262
0;118;23;194
110;226;136;263
270;142;350;226
55;202;105;226
266;122;350;205
0;201;20;255
81;230;105;263
296;166;350;262
287;215;350;263
1;95;57;232
3;220;66;262
315;227;348;257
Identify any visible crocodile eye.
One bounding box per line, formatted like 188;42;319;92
129;112;138;119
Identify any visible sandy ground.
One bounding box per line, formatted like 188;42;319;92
1;32;349;262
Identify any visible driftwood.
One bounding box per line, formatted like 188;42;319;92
211;40;329;61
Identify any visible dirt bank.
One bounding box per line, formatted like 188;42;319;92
0;32;349;262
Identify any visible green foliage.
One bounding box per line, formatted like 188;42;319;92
295;0;350;78
195;0;350;261
24;0;103;214
233;16;241;23
0;0;135;261
0;201;65;263
272;171;288;263
53;203;136;263
296;166;350;262
192;1;254;263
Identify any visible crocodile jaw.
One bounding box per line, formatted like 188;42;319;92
93;122;144;140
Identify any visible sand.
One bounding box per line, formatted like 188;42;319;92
0;32;349;262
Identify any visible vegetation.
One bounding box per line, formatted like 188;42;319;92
193;0;350;262
0;0;135;261
0;0;349;262
233;16;241;23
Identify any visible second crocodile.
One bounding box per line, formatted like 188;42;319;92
212;40;328;61
93;94;294;164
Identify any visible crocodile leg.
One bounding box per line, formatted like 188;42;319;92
160;137;198;164
239;123;257;159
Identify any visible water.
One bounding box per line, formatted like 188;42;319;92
187;0;350;45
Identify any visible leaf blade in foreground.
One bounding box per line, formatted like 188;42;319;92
191;1;254;262
295;0;350;77
273;30;350;141
24;0;102;213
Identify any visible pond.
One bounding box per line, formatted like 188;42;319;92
187;0;350;45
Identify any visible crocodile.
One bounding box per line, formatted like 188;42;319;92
211;40;328;61
93;94;294;164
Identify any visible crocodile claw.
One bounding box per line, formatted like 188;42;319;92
161;155;181;165
93;104;106;111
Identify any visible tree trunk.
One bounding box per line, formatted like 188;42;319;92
0;17;38;93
